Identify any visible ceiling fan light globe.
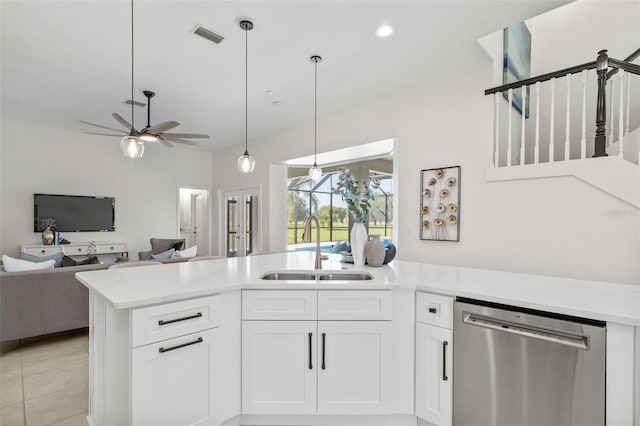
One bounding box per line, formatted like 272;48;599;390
120;135;144;159
139;134;158;142
238;153;255;173
308;164;323;180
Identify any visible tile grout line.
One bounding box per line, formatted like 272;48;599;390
19;339;27;426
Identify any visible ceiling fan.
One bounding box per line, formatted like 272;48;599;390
80;90;210;149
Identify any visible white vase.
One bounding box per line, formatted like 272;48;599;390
350;222;368;266
365;235;386;267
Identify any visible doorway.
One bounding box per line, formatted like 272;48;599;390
221;187;261;257
178;187;210;255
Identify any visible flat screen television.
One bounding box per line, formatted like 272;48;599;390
34;194;115;232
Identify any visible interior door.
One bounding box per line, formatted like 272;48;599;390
223;188;260;257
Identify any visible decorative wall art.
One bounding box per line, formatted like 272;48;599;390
420;166;460;242
503;21;531;118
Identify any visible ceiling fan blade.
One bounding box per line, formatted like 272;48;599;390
157;136;174;149
85;131;127;137
79;120;127;133
161;135;202;146
161;132;210;139
112;113;137;132
145;121;179;134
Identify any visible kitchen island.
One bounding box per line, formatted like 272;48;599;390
77;252;640;426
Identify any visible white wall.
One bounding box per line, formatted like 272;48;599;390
0;120;213;259
211;59;638;285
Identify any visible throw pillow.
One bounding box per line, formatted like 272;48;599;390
150;248;175;260
173;245;197;258
331;241;350;254
62;256;100;267
2;255;55;272
20;252;64;268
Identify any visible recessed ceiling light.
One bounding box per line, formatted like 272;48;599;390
272;101;281;106
266;90;275;96
375;25;393;38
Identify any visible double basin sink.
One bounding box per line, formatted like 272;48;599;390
261;270;373;281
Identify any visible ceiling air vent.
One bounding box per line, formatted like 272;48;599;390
123;99;145;107
194;25;224;44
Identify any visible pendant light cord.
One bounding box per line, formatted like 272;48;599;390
314;59;318;165
244;25;248;155
130;0;135;131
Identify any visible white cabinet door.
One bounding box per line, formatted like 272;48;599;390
242;321;317;414
415;322;453;426
131;327;221;426
317;321;392;414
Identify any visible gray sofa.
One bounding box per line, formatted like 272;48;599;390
0;258;188;342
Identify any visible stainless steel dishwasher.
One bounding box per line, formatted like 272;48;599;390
453;298;606;426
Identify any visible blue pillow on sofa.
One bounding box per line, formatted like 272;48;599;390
21;252;64;268
150;248;175;260
331;241;350;254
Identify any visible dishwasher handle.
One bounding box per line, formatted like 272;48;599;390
462;312;589;350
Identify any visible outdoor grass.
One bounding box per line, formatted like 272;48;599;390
287;222;392;245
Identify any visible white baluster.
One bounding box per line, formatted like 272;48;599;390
520;85;526;165
625;71;630;136
508;88;513;167
564;74;571;161
549;78;555;163
618;70;625;159
535;82;540;164
580;70;587;159
609;77;615;148
494;93;500;167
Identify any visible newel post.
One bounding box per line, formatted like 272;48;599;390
594;50;609;157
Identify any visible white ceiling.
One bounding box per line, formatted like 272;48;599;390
1;0;570;152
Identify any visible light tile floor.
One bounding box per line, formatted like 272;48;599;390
0;329;89;426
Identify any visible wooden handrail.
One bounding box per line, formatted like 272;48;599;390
484;61;597;95
607;47;640;79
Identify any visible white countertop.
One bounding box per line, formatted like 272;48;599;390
76;252;640;326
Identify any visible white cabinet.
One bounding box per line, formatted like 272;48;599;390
317;321;392;414
242;321;316;414
241;290;393;416
132;328;221;426
22;241;128;258
415;292;454;426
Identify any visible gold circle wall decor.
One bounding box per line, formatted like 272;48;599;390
419;165;460;241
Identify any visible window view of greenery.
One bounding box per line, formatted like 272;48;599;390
287;170;393;248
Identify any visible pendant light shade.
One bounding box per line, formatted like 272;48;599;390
122;0;142;159
308;55;322;180
120;135;144;158
238;19;255;173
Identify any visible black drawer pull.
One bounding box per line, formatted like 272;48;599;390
308;333;313;370
158;312;202;326
159;337;203;353
428;307;437;314
442;341;449;381
321;332;326;370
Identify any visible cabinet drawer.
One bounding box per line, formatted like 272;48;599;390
318;291;392;321
22;246;62;257
96;243;127;254
242;290;317;320
63;245;90;256
416;292;454;329
132;295;220;347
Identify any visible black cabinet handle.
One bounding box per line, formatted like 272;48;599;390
158;312;202;326
159;337;203;353
428;307;437;314
321;333;326;370
308;333;313;370
442;341;449;381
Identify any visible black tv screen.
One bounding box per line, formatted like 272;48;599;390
34;194;115;232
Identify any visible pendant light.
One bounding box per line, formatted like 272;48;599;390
119;0;144;159
308;55;323;180
237;20;255;173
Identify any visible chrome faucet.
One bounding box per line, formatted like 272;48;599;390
303;215;322;270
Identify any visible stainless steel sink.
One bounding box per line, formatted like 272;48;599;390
260;270;373;281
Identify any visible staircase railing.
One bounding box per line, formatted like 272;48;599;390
485;49;640;167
